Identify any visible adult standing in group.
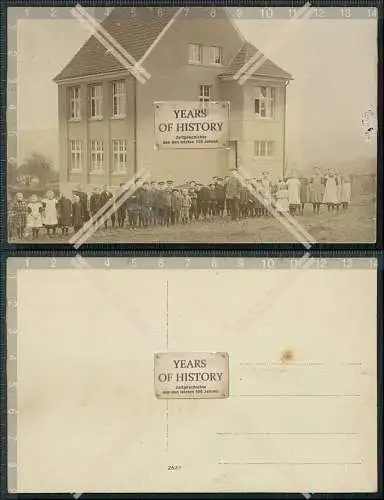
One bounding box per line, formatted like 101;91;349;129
100;185;115;229
89;187;102;228
73;184;89;226
215;177;226;217
57;190;72;236
226;167;242;221
299;176;310;215
286;172;301;216
323;169;339;212
309;166;324;214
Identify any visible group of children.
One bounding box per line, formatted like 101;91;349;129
8;168;352;240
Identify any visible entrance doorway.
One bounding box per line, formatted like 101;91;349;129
227;141;238;170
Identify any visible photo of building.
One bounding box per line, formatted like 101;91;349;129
8;6;377;243
53;7;292;187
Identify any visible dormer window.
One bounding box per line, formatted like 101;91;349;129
254;86;275;118
199;85;212;102
188;44;202;64
209;46;223;65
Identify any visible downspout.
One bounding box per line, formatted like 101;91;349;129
282;80;288;179
133;77;138;175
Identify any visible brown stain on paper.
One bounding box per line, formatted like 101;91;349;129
280;349;294;363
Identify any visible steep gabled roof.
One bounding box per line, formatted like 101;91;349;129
54;7;180;82
219;42;292;80
54;9;292;83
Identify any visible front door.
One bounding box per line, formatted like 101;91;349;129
227;141;238;171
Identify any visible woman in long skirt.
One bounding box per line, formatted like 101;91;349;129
286;172;301;216
309;167;324;214
340;175;352;211
323;169;338;212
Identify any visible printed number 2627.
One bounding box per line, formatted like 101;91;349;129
168;465;182;470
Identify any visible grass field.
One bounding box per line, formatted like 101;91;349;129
14;193;376;244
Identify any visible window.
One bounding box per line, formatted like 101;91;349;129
199;84;212;102
188;43;202;64
69;140;82;171
90;140;104;172
112;80;126;117
69;86;81;120
89;84;103;118
254;140;275;157
209;46;223;65
112;139;127;173
254;86;275;118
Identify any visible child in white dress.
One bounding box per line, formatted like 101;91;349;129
275;181;289;214
42;190;58;237
27;194;43;239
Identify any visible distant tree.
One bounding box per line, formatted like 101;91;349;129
7;159;18;186
17;152;58;187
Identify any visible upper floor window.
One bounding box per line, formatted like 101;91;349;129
69;86;81;120
89;84;103;119
254;140;275;157
254;86;275;118
188;43;202;64
209;46;223;65
112;80;126;117
199;84;212;103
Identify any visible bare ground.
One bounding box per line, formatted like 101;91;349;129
15;193;376;244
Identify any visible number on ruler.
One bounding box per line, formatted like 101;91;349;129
260;7;273;18
262;259;275;269
343;258;353;269
313;8;325;18
340;8;351;18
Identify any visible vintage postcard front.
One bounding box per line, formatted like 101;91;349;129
7;6;377;244
8;257;377;493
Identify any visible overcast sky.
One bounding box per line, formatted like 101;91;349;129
15;8;377;167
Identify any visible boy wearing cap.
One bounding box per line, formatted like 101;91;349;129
139;182;152;227
116;183;127;228
226;168;241;221
163;181;173;226
215;178;225;217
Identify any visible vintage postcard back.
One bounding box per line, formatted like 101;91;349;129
9;258;377;493
7;6;377;244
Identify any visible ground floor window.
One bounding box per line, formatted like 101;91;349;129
112;139;127;173
69;140;82;171
254;140;275;157
90;140;104;172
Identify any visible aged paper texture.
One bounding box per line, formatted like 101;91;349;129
7;7;377;243
12;261;377;492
